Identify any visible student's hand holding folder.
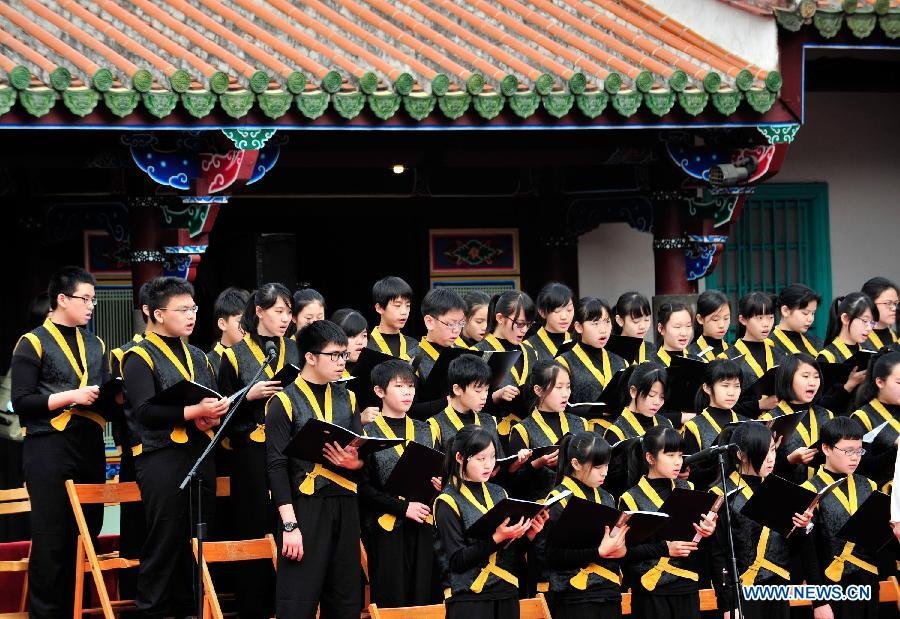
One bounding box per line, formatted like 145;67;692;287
405;502;431;524
786;446;819;465
666;540;698;557
492;516;533;545
185;396;229;422
322;441;363;471
526;509;549;541
247;380;283;401
599;525;629;559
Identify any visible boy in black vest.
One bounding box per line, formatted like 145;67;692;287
11;266;108;617
266;320;364;619
122;276;228;617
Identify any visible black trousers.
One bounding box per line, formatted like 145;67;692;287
367;519;435;607
630;591;700;619
22;423;105;618
827;573;880;619
445;597;519;619
134;445;215;618
276;494;361;619
229;442;274;619
118;445;145;599
551;599;622;619
737;598;790;619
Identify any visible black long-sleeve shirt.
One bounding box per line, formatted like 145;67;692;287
122;334;188;429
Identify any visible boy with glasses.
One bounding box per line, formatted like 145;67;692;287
11;266;109;617
121;276;227;617
367;275;419;361
802;417;880;619
266;320;364;619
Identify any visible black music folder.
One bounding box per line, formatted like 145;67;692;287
148;379;227;406
466;490;570;539
657;487;719;541
739;474;845;537
417;348;472;401
605;335;646;364
836;490;893;552
285;418;403;462
664;356;708;412
383;440;445;505
349;348;399;410
549;495;669;547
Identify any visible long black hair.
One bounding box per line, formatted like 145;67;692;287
241;283;292;333
626;425;684;488
442;425;498;490
525;359;568;412
535;282;574;323
694;359;744;411
824;292;876;343
555;431;611;485
727;421;774;478
613;291;651;335
855;351;900;407
861;277;898;323
486;290;535;333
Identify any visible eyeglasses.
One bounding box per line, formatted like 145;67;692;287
853;318;878;329
311;350;351;362
160;305;199;315
505;316;534;330
876;301;899;310
436;317;467;331
833;446;866;458
66;294;97;306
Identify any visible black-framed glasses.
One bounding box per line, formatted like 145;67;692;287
160;305;199;315
311;350;351;362
876;300;899;310
436;317;467;331
506;316;534;330
66;294;97;306
833;446;866;458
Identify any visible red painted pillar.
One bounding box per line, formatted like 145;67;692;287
653;200;696;296
128;198;164;326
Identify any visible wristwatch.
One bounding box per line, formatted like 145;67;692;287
282;521;298;532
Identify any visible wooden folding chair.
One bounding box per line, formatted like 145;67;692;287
519;593;552;618
66;480;142;618
367;600;444;619
191;534;277;619
0;486;30;618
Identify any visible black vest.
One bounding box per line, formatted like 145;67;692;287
16;321;106;437
511;411;587;501
428;405;500;453
559;344;627;405
270;378;357;497
123;335;218;454
683;408;746;452
435;481;520;598
525;327;573;362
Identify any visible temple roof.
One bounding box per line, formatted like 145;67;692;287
772;0;900;38
0;0;785;126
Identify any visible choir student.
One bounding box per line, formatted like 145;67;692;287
709;421;812;619
802;417;880;619
509;360;589;501
526;282;575;361
760;353;834;483
768;283;822;356
207;286;249;375
861;276;898;351
367;275;419;361
11;266;109;617
851;352;900;489
218;283;299;618
332;307;379;424
292;287;326;333
613;291;653;364
434;426;546;619
558;296;627;432
541;431;627;619
266;320;363;619
817;292;876;414
647;302;700;429
412;287;468;413
360;359;439;606
460;290;491;348
619;426;716;619
476;290;540;445
687;290;731;361
122;276;228;617
726;291;782;418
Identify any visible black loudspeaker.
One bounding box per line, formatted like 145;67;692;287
256;233;297;288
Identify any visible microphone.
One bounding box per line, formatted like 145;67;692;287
265;340;277;359
682;443;739;467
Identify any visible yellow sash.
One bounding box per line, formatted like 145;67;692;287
371;326;411;361
296;377;333;423
741;527;790;585
818;469;878;580
696;335;728;362
869;328;898;351
635;477;699;590
454;336;474;350
533;410;570;445
773;327;818;356
418;338;440;361
572;344;612;387
458;484;520;592
42;321;106;431
374;414;418;530
734;339;774;379
243;333;286;379
536;327;571;357
484;334;529;386
145;332;198;443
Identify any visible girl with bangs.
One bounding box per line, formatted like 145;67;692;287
728;292;783;418
687;290;731;361
526;282;575;361
861;277;899;352
613;292;653;365
816;292;876;414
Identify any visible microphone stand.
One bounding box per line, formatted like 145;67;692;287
180;346;277;619
717;452;744;619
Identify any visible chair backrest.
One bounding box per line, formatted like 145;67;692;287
215;476;230;497
519;594;551;619
368;603;445;619
0;487;29;516
65;480;141;505
192;536;277;566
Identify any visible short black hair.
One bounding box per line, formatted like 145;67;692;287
694;290;730;337
448;353;491;393
293;288;325;315
463;290;491;318
295;319;348;355
628;362;667;399
331;308;368;338
774;352;820;402
730;421;775;477
371;359;417;391
242;283;292;333
778;283;821;312
695;359;744;410
486;290;535;332
443;425;498;489
627;425;684;487
48;266;96;310
28;293;50;327
575;296;612;324
373;276;413;308
657;302;692;328
145;277;194;324
613;291;651;334
214;287;250;321
737;291;777;337
421;287;466;318
861;277;898;306
556;431;611;485
526;359;567;411
535;282;574;317
820;416;864;448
